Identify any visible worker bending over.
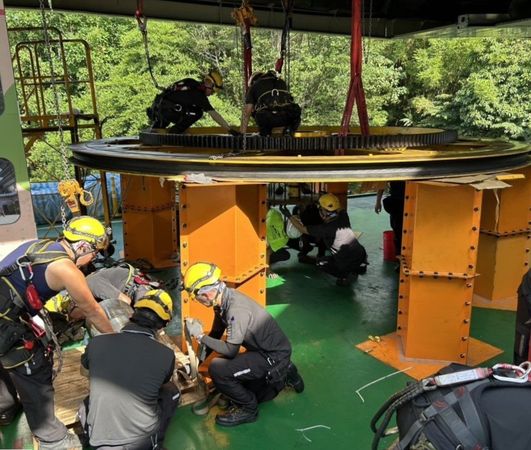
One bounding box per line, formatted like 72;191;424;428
0;216;113;449
79;289;179;450
45;261;162;321
288;193;368;286
183;262;304;427
241;70;301;136
147;69;240;135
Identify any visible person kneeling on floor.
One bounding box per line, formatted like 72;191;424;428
183;262;304;427
79;289;180;450
287;193;368;286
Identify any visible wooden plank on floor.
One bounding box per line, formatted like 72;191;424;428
53;347;88;426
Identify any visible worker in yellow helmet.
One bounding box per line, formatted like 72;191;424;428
287;193;369;286
240;69;301;136
182;262;304;427
79;289;179;449
147;69;240;135
0;215;113;448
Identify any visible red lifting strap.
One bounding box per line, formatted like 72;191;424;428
135;0;146;31
340;0;369;146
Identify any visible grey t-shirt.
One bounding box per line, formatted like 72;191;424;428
214;288;291;361
86;266;150;302
81;322;175;446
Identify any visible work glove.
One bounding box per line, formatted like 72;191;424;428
185;318;204;339
228;128;242;137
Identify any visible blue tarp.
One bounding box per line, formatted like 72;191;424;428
31;173;122;225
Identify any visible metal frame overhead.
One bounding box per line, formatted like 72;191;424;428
4;0;531;37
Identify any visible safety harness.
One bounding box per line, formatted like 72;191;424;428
371;362;531;450
148;80;204;127
0;240;68;371
253;72;294;112
120;262;161;300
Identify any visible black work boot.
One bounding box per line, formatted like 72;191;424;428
286;363;305;393
215;406;258;427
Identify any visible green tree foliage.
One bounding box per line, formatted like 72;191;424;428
383;38;531;139
6;10;530;182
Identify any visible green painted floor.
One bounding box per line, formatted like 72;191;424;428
3;195;517;450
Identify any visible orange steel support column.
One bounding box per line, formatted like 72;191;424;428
358;181;502;379
474;168;531;310
121;175;178;268
397;181;484;362
179;182;267;332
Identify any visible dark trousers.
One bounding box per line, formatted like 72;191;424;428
149;99;203;132
0;363;18;411
209;352;285;412
254;103;301;136
383;196;405;254
8;347;67;443
298;235;326;257
79;382;180;450
317;241;368;279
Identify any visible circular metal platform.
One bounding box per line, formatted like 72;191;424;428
70;127;530;182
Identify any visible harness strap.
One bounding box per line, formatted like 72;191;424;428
255;88;293;111
1;276;26;311
121;263;137;297
397;380;490;450
0;240;68;277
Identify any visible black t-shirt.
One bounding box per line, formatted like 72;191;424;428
245;73;292;110
307;210;365;268
210;288;291;361
163;78;213;112
307;210;352;251
388;181;406;199
81;322;175;446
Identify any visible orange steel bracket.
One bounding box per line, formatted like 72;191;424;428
121;175;178;268
179;182;267;333
474;166;531;310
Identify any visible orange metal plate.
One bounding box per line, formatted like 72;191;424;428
356;332;503;380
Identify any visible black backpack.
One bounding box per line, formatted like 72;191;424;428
372;365;531;450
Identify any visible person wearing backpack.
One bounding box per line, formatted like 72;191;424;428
147;69;240;135
0;216;113;449
240;70;301;136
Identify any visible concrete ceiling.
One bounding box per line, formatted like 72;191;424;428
4;0;531;37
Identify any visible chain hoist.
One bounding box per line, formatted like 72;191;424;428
38;0;73;228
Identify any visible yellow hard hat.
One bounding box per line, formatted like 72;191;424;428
183;262;222;298
135;289;173;321
204;69;223;92
318;193;340;212
63;216;109;250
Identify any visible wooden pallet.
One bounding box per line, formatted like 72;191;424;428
53;347;88;426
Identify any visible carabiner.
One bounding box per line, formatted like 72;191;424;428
17;257;33;282
421;377;437;391
492;362;530;383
